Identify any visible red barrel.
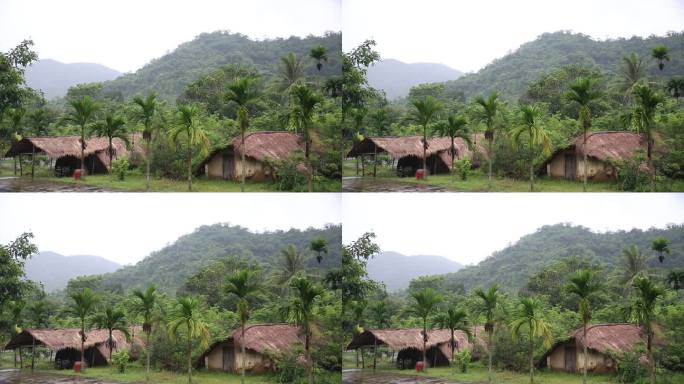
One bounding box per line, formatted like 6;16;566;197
415;361;424;372
73;169;82;180
73;361;82;373
416;169;424;180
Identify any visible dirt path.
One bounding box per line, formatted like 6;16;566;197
342;177;451;192
0;369;129;383
0;177;109;192
343;370;466;384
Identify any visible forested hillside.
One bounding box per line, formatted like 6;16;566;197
98;223;341;292
100;31;342;101
443;223;684;291
441;31;684;100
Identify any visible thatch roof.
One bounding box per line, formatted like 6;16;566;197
233;324;303;354
4;326;143;355
346;135;488;167
574;131;647;162
346;326;485;354
232;131;305;162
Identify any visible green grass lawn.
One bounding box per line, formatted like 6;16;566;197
343;159;684;192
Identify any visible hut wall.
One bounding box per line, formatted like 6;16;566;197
205;341;233;371
548;150;616;181
547;345;566;371
234;347;273;373
233;155;273;182
206;152;225;180
547;343;616;373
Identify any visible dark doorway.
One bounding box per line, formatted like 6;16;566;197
222;345;235;372
222;153;235;180
564;153;577;180
564;346;576;372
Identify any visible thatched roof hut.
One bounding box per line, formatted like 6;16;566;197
346;327;486;368
540;323;654;373
346;135;488;176
196;131;307;181
197;324;303;373
542;131;652;181
4;326;144;368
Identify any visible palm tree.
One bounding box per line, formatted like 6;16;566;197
28;108;50;136
224;269;261;384
410;288;443;372
435;114;471;180
566;269;600;384
433;306;470;365
651;237;670;263
410;96;444;180
131;285;158;382
666;270;684;290
168;297;210;384
651;45;670;71
68;96;100;179
620;244;650;291
225;76;260;192
474;285;500;384
310;45;328;72
565;77;601;191
291;83;323;192
286;277;323;384
170;104;210;191
309;238;328;264
132;93;158;191
369;109;389;136
473;93;500;189
91;113;127;182
511;104;552;191
510;297;553;384
7;107;25;175
7;300;24;368
278;53;305;93
631;84;664;191
368;300;391;328
69;288;99;371
92;308;129;363
631;276;665;384
275;245;308;286
27;300;49;328
621;53;647;97
667;77;684;101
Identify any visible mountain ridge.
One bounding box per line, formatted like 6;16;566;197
367;251;463;291
367;58;463;99
25;59;122;99
24;251;121;292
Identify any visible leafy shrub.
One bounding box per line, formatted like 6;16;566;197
613;346;647;383
455;349;471;373
615;153;650;191
112;159;128;181
454;159;471;180
112;350;129;373
268;345;307;384
269;152;308;192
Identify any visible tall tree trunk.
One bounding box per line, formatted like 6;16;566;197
241;131;246;192
187;148;192;192
109;330;113;363
487;331;493;384
450;330;455;365
648;138;655;192
145;139;151;191
582;131;588;192
187;323;192;384
648;331;655;384
19;154;23;176
80;125;85;180
356;349;359;368
356;157;359;176
81;322;85;373
145;330;151;382
31;144;35;181
422;319;427;372
306;138;313;192
422;126;427;180
487;139;493;190
529;334;534;384
109;139;113;183
241;323;246;384
530;162;534;192
373;336;377;371
32;337;37;371
307;332;313;384
451;139;456;182
582;323;587;384
373;143;377;178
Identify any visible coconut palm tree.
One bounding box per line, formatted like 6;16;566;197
511;104;552;191
310;45;328;72
224;269;261;384
631;276;665;384
474;285;500;384
473;92;501;189
130;285;158;382
132;93;158;191
621;53;647;98
27;300;49;328
309;238;328;264
433;306;470;365
286;277;323;384
68;96;100;179
225;76;260;192
275;245;309;286
667;77;684;101
565;77;601;191
291;83;323;192
651;45;670;71
368;300;391;328
278;53;305;93
630;84;664;191
435;114;471;181
510;297;553;384
92;308;129;364
667;270;684;290
168;297;210;384
410;288;443;372
169;104;210;191
91;113;128;182
410;96;443;180
27;108;49;136
566;269;600;384
651;237;670;263
621;244;650;291
369;108;389;136
69;288;99;372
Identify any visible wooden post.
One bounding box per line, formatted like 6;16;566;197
373;144;377;178
31;145;35;180
31;337;35;371
373;337;377;371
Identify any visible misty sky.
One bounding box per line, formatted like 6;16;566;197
342;193;684;265
0;193;341;265
343;0;684;72
0;0;341;73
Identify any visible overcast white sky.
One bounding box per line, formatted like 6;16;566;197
342;193;684;265
0;193;341;265
343;0;684;72
0;0;341;73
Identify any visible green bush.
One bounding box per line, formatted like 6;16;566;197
112;159;129;181
454;159;471;181
455;349;470;373
112;350;129;373
615;153;650;191
268;345;307;384
269;152;308;192
613;346;647;383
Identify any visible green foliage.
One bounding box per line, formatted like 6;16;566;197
0;232;38;308
112;159;128;181
112;349;129;373
454;349;470;373
454;159;471;180
268;345;307;383
614;346;648;383
616;152;650;191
